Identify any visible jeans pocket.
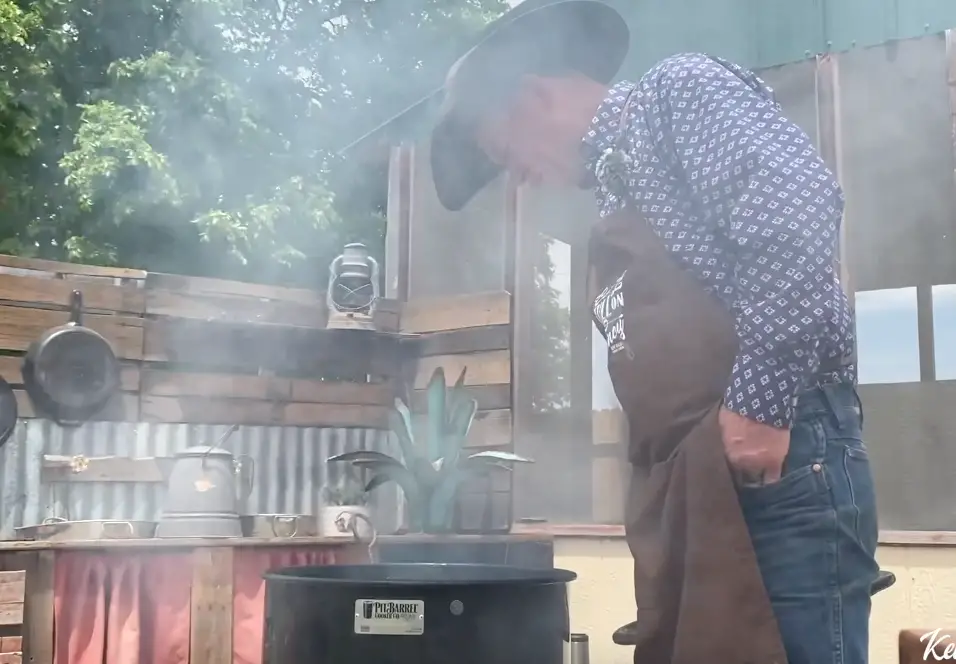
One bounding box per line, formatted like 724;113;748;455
737;462;829;512
841;443;878;555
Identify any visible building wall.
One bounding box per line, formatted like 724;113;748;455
556;537;955;664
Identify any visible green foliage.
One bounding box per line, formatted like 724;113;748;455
320;473;369;506
0;0;508;280
327;367;533;533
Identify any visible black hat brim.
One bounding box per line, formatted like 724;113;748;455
431;0;629;211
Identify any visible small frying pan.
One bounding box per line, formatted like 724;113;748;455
22;290;120;425
0;376;18;447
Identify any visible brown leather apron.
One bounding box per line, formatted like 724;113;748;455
589;207;787;664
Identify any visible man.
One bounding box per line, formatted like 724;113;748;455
423;1;879;664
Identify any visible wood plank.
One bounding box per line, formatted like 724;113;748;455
14;390;139;421
410;384;510;412
413;350;510;389
0;357;139;391
0;572;24;605
288;380;395;406
0;636;21;653
146;274;400;332
146;272;320;303
145;288;326;328
0;305;143;359
415;325;510;357
143;319;405;378
0;273;144;314
400;291;511;333
141;395;389;428
0;255;145;280
140;370;394;406
0;603;22;626
190;547;233;664
22;550;53;664
467;410;512;448
41;455;167;484
592;409;628;445
592;456;629;524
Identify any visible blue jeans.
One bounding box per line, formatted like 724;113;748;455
738;383;879;664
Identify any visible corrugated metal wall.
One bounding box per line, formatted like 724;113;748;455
0;421;401;539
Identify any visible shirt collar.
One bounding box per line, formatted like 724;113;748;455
581;80;638;176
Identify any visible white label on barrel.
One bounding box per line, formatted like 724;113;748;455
354;599;425;635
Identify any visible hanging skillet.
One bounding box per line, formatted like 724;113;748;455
22;290;120;426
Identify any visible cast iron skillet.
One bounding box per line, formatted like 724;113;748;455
21;290;120;426
0;377;17;447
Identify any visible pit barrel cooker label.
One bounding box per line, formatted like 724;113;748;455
593;272;627;354
354;599;425;636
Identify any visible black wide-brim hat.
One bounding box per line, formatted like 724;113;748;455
431;0;629;211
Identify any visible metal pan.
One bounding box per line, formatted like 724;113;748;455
21;290;120;425
15;518;156;542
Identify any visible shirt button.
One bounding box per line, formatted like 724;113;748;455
811;463;823;473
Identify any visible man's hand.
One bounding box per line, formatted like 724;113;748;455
718;407;790;487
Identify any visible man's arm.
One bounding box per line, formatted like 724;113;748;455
652;54;844;429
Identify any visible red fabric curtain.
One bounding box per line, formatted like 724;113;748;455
53;547;340;664
54;551;192;664
232;548;337;664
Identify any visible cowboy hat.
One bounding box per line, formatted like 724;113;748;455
430;0;629;211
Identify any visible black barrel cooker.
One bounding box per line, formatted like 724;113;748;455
263;563;576;664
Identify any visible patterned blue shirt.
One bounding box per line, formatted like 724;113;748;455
583;53;855;429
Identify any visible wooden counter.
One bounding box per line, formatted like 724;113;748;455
1;536;369;664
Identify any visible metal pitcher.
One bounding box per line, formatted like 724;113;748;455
156;445;255;538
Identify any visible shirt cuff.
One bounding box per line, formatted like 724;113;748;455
723;356;800;429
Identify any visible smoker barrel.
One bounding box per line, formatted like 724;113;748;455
263;563;577;664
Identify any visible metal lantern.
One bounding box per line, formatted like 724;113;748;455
326;243;380;331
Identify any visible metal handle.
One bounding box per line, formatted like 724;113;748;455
102;521;135;539
567;633;590;664
335;511;378;563
271;515;298;539
68;290;84;326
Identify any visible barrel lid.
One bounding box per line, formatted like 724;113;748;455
264;563;577;586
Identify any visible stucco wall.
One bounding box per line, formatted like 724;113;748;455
555;537;955;664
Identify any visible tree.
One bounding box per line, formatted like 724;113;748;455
0;0;507;284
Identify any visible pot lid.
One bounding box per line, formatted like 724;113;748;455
178;446;234;458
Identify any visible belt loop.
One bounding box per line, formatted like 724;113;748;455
818;383;844;432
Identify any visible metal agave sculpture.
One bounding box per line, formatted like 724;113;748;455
327;367;532;533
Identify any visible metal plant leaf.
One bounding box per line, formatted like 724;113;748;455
466;450;534;464
441;397;477;469
426;467;466;532
365;473;396;494
425;367;446;463
350;460;421;506
389;398;419;463
327;450;403;466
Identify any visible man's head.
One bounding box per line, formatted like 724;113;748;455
429;1;629;211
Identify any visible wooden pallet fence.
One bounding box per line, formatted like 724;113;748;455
399;291;512;449
0;256;146;421
0;255;405;428
139;272;403;427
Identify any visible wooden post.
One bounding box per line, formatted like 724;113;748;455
189;547;235;664
815;53;852;306
22;551;54;664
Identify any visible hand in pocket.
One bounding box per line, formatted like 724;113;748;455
719;407;791;486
